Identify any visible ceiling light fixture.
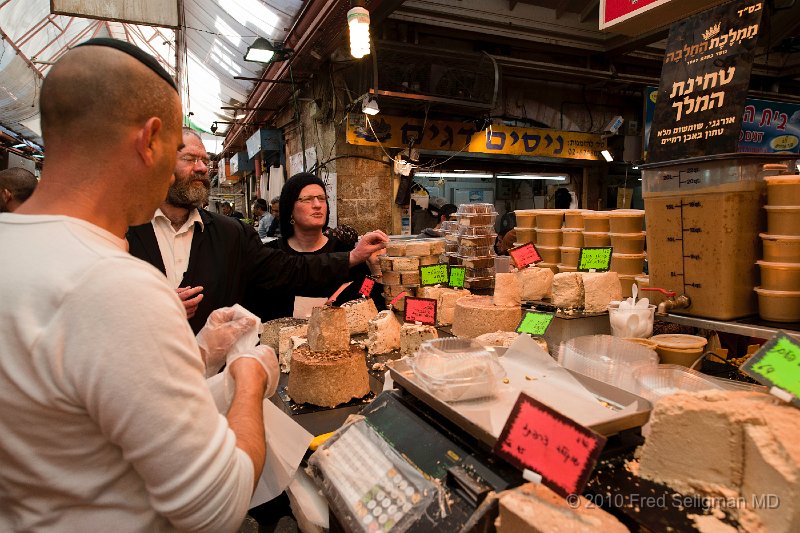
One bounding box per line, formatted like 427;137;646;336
244;38;292;63
347;3;371;58
601;149;614;162
362;97;379;115
496;174;567;181
415;171;493;179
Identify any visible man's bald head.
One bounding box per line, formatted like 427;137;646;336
0;168;38;212
39;41;181;148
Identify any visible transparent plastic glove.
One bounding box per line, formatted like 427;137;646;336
225;345;280;404
196;305;260;378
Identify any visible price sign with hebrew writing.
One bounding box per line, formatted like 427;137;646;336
741;332;800;407
516;311;555;337
359;277;375;298
509;243;542;269
494;394;607;497
404;297;437;326
420;264;449;286
449;266;466;288
578;247;612;272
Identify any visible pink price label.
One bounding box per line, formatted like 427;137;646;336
509;243;542;269
389;291;408;307
403;297;437;326
494;394;606;497
359;277;375;298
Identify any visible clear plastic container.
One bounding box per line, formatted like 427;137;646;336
559;246;580;267
535;228;563;246
465;267;496;278
464;276;495;289
558;334;659;393
764;175;800;206
456;214;498;227
562;228;584;248
608;303;656;338
458;235;497;249
410;338;506;402
632;364;722;403
532;209;565;229
459;256;495;269
754;287;800;322
582;211;611;232
457;245;495;257
458;225;497;237
765;205;800;236
609;232;647;254
583;231;611;247
760;233;800;263
457;203;496;214
609;209;645;233
514;209;536;228
757;260;800;291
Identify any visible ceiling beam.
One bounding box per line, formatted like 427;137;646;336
580;0;599;23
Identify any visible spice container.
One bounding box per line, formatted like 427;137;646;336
582;211;611;232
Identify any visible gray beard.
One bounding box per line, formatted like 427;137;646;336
167;175;209;209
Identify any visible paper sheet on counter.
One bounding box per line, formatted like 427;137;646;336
207;374;313;508
448;335;638;438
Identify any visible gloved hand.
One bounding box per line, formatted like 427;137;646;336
196;307;257;377
227;345;280;399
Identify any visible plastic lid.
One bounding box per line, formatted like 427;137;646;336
535;245;560;251
562;228;583;233
634;275;649;282
609;232;646;238
618;274;639;280
559;246;580;251
535;228;562;233
532;209;566;216
754;286;800;296
764;205;800;211
514;226;536;232
609;209;645;217
650;334;708;350
764;175;800;184
759;233;800;242
514;209;537;215
582;211;611;218
612;253;646;258
582;231;610;236
456;203;496;214
557;263;577;269
565;209;588;215
537;262;557;267
756;260;800;269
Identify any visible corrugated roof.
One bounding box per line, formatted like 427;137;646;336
0;0;302;152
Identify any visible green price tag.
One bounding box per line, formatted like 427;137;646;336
449;266;465;288
578;247;613;272
516;311;555;336
741;332;800;406
420;264;449;286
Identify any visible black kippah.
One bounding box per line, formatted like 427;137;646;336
74;38;178;93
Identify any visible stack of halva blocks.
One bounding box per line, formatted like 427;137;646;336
378;237;445;311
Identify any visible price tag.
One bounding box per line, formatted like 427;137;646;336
403;297;437;326
494;394;607;497
741;332;800;406
449;266;466;288
516;311;555;336
420;264;449;286
327;282;353;304
358;277;375;298
578;247;612;272
509;242;542;269
389;291;408;307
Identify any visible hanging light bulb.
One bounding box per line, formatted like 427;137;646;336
347;6;371;59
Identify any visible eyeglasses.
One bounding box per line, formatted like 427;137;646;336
296;194;327;204
178;154;211;167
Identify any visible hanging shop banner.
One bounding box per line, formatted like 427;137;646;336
52;0;179;28
346;114;606;161
648;1;765;163
644;88;800;157
599;0;726;36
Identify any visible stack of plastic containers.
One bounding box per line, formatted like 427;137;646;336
756;173;800;322
531;209;564;273
455;203;497;289
559;209;586;272
608;209;647;298
441;220;460;265
513;209;536;246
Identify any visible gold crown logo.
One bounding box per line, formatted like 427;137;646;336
703;22;721;41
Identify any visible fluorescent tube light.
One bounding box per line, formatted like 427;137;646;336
601;149;614;162
496;174;567;181
415;172;492;179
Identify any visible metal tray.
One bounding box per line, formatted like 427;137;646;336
387;357;651;447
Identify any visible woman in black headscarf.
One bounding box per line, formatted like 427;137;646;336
258;172;384;319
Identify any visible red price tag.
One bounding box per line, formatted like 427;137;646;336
403;297;437;326
494;394;606;497
509;243;542;269
389;291;408;307
359;277;375;298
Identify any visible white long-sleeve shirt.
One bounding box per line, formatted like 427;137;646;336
0;213;253;532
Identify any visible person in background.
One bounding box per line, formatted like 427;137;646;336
252;198;272;239
0;37;277;531
221;201;244;220
555;187;572;209
127;128;388;332
266;196;281;237
261;173;385;320
421;200;458;237
0;167;38;213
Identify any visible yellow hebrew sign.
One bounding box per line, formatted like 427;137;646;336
346;114;606;161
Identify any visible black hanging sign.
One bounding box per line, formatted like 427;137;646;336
648;1;765;162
